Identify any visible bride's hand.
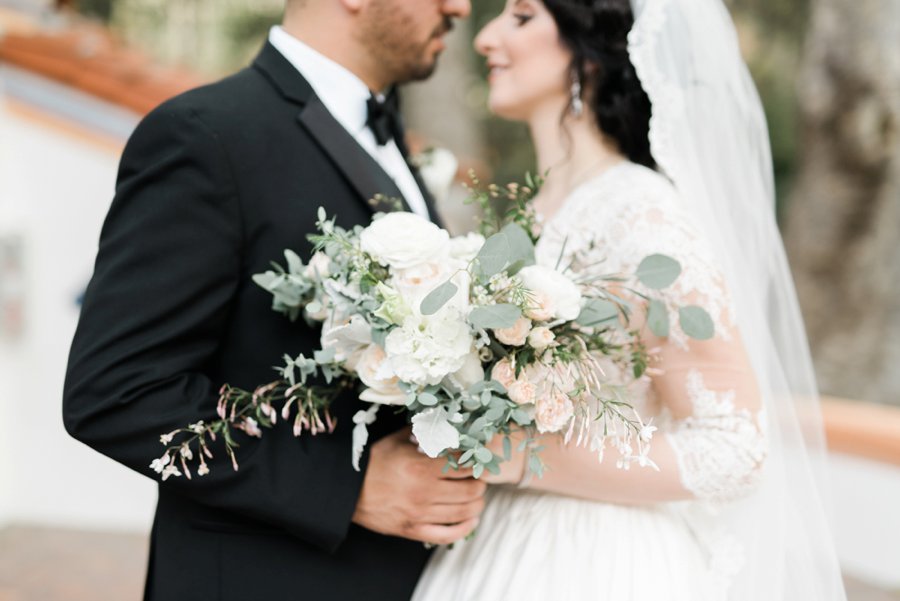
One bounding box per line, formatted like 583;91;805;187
480;430;528;485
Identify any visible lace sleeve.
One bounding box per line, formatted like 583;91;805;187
530;166;767;503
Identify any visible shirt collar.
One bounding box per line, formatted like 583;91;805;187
268;26;373;134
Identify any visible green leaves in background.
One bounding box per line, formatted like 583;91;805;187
475;223;535;278
679;306;715;340
576;298;620;328
420;280;458;315
647;299;670;337
469;304;522;330
636;254;682;290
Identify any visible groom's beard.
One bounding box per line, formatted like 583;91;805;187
361;10;455;85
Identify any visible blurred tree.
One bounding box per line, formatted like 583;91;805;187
784;0;900;406
721;0;809;218
73;0;114;21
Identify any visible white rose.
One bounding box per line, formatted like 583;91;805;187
519;265;582;322
446;349;485;392
493;316;532;346
448;232;485;263
356;344;406;405
360;212;449;270
528;326;556;349
304;251;331;279
535;391;575;433
394;266;471;319
384;309;474;387
320;313;371;368
417;147;459;206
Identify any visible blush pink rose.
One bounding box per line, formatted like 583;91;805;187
491;357;517;390
493;317;532;346
535;391;575;433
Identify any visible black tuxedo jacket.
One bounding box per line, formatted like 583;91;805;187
63;43;439;600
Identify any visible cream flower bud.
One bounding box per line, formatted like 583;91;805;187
535;391;575;433
528;326;555;349
493;317;532;346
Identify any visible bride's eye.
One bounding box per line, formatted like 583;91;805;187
513;13;534;26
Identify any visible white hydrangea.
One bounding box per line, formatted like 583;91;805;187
384;309;474;387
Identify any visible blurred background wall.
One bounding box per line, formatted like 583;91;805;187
0;0;898;598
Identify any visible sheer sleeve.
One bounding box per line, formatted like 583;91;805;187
528;165;768;504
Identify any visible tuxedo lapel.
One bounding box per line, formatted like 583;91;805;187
253;43;406;215
298;99;406;214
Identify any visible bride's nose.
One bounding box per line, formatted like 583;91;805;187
474;17;501;56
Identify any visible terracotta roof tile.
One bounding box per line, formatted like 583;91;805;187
0;13;203;115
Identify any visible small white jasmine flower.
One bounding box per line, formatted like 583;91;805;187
197;463;210;476
639;423;658;443
149;453;171;474
188;421;206;434
161;465;182;481
159;433;175;445
179;444;193;460
243;417;263;438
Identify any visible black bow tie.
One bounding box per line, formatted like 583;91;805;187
366;91;400;146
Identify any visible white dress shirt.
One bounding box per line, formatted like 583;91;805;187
268;26;430;219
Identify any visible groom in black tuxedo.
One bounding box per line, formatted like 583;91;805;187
62;0;481;599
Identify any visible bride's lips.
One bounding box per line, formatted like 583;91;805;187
487;63;509;84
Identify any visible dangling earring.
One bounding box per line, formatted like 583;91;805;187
570;70;584;117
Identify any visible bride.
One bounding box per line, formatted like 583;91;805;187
413;0;847;599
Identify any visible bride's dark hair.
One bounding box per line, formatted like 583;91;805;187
542;0;655;168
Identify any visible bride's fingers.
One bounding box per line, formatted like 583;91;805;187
413;517;481;546
440;466;476;479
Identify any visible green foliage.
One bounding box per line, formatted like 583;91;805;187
636;254;682;290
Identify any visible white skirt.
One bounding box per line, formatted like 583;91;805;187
412;486;723;601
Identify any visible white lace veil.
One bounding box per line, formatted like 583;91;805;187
626;0;847;598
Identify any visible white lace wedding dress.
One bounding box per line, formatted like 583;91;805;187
412;161;768;601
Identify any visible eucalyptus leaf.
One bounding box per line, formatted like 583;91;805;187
636;254;682;290
647;299;670;337
420;280;458;316
484;406;505;422
284;249;304;275
474;446;493;464
500;223;536;268
576;299;619;327
484;460;501;475
475;231;513;277
511;409;532;425
502;436;512;461
469;304;522;330
418;392;439;407
473;463;484;479
371;327;389;347
679;305;715;340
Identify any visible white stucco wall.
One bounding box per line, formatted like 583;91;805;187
0;70;156;532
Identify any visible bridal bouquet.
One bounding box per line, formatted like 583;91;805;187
151;179;711;482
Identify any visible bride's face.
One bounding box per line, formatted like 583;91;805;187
475;0;572;121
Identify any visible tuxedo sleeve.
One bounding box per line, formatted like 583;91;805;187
63;102;367;553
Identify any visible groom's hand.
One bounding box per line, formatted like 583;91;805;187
352;427;486;545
